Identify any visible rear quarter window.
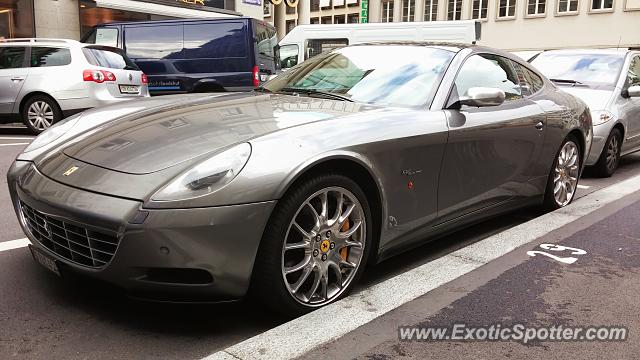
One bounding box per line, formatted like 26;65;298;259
82;47;139;70
30;47;72;67
512;61;545;96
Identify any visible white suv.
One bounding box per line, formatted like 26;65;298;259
0;38;150;133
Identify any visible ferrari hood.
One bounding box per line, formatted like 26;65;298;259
59;92;363;174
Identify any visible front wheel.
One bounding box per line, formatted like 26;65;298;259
251;174;372;316
592;128;622;178
543;135;582;210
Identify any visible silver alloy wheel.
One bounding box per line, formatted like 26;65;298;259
553;141;580;207
27;101;54;131
281;187;366;307
605;135;620;172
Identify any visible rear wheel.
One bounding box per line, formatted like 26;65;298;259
543;135;581;210
21;95;62;134
592;128;622;178
251;174;372;316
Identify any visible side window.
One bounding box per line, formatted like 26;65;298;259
512;61;545;96
454;54;523;103
305;38;348;60
0;47;27;69
30;47;71;67
627;55;640;88
279;44;299;69
183;22;247;59
125;25;183;59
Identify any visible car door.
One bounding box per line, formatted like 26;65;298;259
620;53;640;151
0;46;28;115
437;53;547;223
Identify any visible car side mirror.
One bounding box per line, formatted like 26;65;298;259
459;87;506;107
622;85;640;98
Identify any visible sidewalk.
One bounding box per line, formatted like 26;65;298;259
301;190;640;360
207;175;640;360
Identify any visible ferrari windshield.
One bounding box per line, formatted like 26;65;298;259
263;45;455;107
531;52;625;85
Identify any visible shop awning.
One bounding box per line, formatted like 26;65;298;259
94;0;239;19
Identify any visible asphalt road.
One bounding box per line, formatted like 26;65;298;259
1;126;640;360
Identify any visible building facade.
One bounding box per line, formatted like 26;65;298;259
0;0;264;41
264;0;640;50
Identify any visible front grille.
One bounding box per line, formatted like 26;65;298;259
20;201;119;268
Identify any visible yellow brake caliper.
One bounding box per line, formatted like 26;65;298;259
340;219;349;261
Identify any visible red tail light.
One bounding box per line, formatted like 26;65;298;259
141;73;148;84
83;70;116;83
252;66;260;87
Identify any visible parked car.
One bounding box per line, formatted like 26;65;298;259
82;18;278;95
9;42;591;315
278;20;481;71
0;38;149;134
531;48;640;177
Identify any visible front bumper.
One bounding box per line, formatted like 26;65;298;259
8;161;275;302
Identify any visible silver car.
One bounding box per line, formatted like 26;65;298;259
8;43;592;315
531;48;640;177
0;38;149;133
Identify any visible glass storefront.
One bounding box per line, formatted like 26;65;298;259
79;1;175;37
0;0;34;39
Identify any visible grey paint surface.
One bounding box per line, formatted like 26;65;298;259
7;44;592;302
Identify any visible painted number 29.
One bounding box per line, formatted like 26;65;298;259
526;243;587;264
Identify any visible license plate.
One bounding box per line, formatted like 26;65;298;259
29;245;60;276
119;85;140;94
260;74;268;82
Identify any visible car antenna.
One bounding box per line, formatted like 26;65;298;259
617;35;622;50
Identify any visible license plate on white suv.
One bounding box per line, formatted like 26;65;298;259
119;85;140;94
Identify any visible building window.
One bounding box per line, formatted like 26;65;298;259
0;0;35;39
347;13;360;22
403;0;416;21
424;0;439;20
382;0;394;22
311;17;320;24
311;0;321;11
557;0;579;12
447;0;462;19
472;0;488;18
591;0;614;10
334;14;346;23
321;0;332;9
347;0;360;6
263;2;271;16
286;20;296;33
321;16;332;24
498;0;517;18
526;0;546;14
286;5;296;14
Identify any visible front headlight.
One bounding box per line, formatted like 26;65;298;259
23;114;82;152
152;143;252;202
591;110;615;126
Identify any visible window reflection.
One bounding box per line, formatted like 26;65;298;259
532;53;625;85
264;45;454;108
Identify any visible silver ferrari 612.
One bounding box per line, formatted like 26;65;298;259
8;42;592;315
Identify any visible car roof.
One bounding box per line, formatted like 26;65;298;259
349;41;527;62
0;38;85;48
94;16;254;27
538;48;630;56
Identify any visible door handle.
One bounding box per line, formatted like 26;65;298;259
535;121;545;130
11;77;25;82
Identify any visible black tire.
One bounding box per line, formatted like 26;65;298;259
251;173;373;317
543;134;582;211
21;95;62;134
592;128;622;178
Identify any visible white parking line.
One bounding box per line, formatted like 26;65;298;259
0;137;34;140
0;238;31;252
577;185;590;189
204;173;640;360
0;143;29;147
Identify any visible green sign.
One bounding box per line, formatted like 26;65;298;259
361;0;368;23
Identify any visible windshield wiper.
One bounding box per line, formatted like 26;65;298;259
253;86;273;93
550;78;584;85
279;88;353;102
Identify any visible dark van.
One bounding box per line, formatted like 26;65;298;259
82;18;278;94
